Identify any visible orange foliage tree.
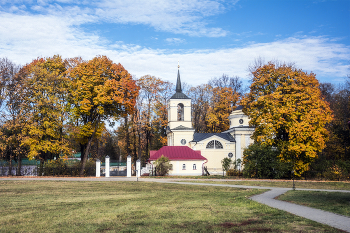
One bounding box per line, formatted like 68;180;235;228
188;75;243;133
206;87;240;133
68;56;139;175
241;62;333;175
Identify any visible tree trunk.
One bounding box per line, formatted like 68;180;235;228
131;113;138;162
124;115;131;156
8;152;13;176
80;136;93;176
39;159;44;176
132;121;137;161
80;120;99;176
17;153;22;176
80;143;86;162
138;127;141;162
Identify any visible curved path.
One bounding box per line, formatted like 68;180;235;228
141;179;350;232
2;177;350;232
249;188;350;232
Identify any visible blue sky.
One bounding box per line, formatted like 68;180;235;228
1;0;349;87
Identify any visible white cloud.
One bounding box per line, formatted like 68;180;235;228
0;4;349;86
165;38;185;44
1;0;230;37
0;13;105;64
108;37;350;85
93;0;228;37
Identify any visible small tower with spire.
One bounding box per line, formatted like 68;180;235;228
167;63;194;146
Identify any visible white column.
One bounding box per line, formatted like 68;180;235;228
136;159;141;177
105;156;110;178
127;155;131;177
235;134;241;161
245;135;251;148
176;161;180;175
96;159;101;177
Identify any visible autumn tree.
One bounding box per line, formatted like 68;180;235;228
118;75;172;165
208;74;243;96
19;56;71;163
135;75;163;162
189;84;212;133
206;86;239;132
241;62;333;175
308;82;350;179
188;75;243;133
206;75;242;133
68;55;139;175
0;58;25;175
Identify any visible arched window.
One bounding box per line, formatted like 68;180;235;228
206;140;223;149
177;103;184;121
193;164;196;170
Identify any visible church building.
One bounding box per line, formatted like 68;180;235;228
149;65;254;175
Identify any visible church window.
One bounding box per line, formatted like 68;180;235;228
206;140;223;149
206;140;214;149
228;152;233;158
182;164;186;170
215;141;223;149
177;103;184;121
181;139;186;145
193;164;196;170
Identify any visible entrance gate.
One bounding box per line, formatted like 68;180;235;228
101;160;127;176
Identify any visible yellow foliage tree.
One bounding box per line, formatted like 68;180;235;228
241;62;333;175
20;55;71;161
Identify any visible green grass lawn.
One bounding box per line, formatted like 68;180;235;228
278;190;350;217
0;181;343;232
167;178;350;190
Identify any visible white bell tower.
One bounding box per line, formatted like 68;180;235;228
167;64;195;146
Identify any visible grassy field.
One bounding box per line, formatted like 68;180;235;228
166;178;350;190
0;181;343;232
278;190;350;217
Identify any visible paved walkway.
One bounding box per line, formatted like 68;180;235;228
2;177;350;232
249;188;350;232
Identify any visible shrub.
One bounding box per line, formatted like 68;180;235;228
242;143;290;179
154;155;171;176
41;158;95;176
221;157;232;173
226;169;242;177
323;163;349;181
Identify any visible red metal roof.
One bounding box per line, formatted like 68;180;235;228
149;146;206;161
150;150;157;158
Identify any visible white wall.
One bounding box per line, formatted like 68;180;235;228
190;136;235;173
168;160;204;176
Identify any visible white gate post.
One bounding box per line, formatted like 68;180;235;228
136;159;141;178
105;156;110;178
127;155;131;177
96;159;101;177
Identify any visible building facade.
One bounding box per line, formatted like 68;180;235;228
151;65;254;175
